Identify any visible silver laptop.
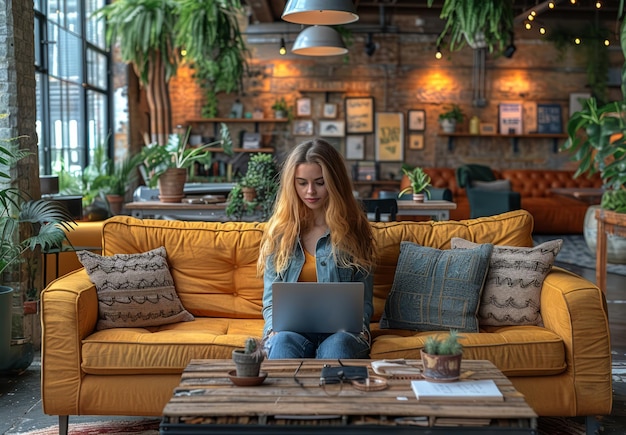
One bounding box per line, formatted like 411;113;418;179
272;282;364;334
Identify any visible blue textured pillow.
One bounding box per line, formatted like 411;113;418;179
380;241;493;332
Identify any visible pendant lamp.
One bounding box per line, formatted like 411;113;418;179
291;25;348;56
282;0;359;25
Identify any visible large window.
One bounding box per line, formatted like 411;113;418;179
35;0;112;177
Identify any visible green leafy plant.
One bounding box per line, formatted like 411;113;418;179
399;166;431;197
104;153;145;196
423;330;463;356
0;138;75;278
226;153;278;220
271;97;292;120
427;0;514;55
140;123;233;188
439;104;464;122
561;12;626;213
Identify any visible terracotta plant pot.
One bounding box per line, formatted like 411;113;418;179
106;194;124;215
421;349;462;382
242;187;257;202
158;168;187;203
232;349;263;377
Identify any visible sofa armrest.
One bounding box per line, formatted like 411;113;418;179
41;270;98;415
540;267;612;415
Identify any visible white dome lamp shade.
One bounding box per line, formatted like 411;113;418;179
282;0;359;25
291;26;348;56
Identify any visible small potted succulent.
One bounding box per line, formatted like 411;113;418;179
399;166;431;202
438;104;465;133
232;337;265;378
421;330;463;382
271;98;291;120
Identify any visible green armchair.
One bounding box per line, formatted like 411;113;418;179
456;164;521;219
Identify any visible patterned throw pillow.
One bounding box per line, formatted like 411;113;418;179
379;241;493;332
77;247;194;330
451;238;563;326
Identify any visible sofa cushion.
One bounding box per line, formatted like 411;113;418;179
77;247;194;330
472;179;512;191
451;238;562;326
370;326;566;377
379;241;493;332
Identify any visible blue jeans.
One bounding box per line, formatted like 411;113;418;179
265;331;370;359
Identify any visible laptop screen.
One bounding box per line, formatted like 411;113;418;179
272;282;364;334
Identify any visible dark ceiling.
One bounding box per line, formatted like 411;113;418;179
244;1;622;28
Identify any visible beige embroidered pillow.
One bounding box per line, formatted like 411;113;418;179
77;247;194;330
451;238;562;326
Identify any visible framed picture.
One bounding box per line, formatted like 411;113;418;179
296;97;312;117
346;135;365;160
293;119;314;136
408;110;426;131
345;97;374;134
375;112;404;162
323;103;338;119
319;120;345;137
354;161;378;181
408;133;425;150
537;103;563;134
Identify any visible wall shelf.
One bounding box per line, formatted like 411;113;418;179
439;132;568;153
187;118;289;133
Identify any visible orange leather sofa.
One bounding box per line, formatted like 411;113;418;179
402;168;603;234
41;211;611;431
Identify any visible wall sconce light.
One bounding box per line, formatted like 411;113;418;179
282;0;359;25
365;33;376;56
292;25;348;56
279;38;287;55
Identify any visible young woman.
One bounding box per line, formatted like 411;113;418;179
258;139;376;359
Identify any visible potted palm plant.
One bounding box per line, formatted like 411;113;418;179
399;166;431;202
141;124;233;203
1;138;75;371
421;330;464;382
102;152;144;215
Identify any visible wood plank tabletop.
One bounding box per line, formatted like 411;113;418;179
162;359;537;430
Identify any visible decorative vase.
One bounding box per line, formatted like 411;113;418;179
274;110;286;119
242;187;257;202
232;349;263;377
440;119;457;133
158;168;187;203
421;349;462;382
413;193;425;202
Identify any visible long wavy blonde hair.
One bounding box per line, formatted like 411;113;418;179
258;139;375;276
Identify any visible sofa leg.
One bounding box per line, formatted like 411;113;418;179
585;415;601;435
58;415;68;435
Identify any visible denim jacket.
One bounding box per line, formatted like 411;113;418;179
262;230;374;337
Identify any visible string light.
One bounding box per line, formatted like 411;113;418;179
548;1;555;8
596;1;602;8
570;0;576;4
574;37;581;44
279;38;287;55
435;45;442;59
525;22;532;30
539;26;546;35
604;39;610;46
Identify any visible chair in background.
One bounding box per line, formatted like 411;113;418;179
360;198;398;222
456;164;521;218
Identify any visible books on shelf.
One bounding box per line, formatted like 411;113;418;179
411;379;503;402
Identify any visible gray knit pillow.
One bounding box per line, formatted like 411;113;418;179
77;247;194;330
451;238;562;326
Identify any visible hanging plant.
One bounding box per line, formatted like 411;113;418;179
427;0;514;54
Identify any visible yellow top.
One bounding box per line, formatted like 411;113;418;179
298;249;317;282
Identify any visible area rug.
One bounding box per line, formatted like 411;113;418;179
533;234;626;276
14;419;160;435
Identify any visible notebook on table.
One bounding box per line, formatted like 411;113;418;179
272;282;364;334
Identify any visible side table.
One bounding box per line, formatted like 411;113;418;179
595;208;626;293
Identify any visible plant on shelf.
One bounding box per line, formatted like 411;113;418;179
421;330;464;382
271;98;291;120
226;153;278;220
426;0;514;55
232;337;265;378
561;10;626;214
399;166;431;202
141;124;233;203
438;104;465;133
101;152;145;214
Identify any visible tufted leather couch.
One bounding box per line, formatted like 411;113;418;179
402;168;603;234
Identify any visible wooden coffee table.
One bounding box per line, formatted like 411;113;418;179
160;359;537;434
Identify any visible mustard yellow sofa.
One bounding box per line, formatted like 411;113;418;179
41;210;612;432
